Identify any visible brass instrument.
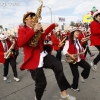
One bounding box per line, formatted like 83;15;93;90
58;37;67;47
81;36;90;42
4;40;15;59
29;0;43;47
65;51;85;64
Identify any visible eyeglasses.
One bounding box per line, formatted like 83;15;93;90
26;16;35;21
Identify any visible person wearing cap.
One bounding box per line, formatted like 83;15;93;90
90;11;100;72
18;12;76;100
0;33;20;82
63;27;91;91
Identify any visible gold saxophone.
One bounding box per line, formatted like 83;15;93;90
65;51;85;64
29;0;43;47
58;37;67;47
4;40;15;59
81;36;90;42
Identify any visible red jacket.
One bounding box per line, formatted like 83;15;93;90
90;20;100;46
0;39;14;63
78;32;87;45
68;39;85;61
51;32;61;50
18;23;56;70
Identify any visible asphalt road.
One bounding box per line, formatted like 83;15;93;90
0;46;100;100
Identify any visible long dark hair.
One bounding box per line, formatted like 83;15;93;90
70;31;75;44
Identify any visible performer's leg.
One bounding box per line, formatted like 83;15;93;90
9;57;18;78
93;46;100;65
78;60;91;79
69;63;79;89
43;54;70;92
56;50;62;61
3;59;9;77
30;68;47;100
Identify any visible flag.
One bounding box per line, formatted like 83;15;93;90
83;14;93;23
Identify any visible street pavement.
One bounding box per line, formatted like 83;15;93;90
0;46;100;100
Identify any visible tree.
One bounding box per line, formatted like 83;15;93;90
0;25;3;29
70;21;76;26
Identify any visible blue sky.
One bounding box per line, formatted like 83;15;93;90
0;0;100;29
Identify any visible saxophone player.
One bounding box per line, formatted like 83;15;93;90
62;27;91;92
0;33;20;82
18;12;76;100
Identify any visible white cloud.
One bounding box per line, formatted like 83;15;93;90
0;0;100;29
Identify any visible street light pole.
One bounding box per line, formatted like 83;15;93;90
43;6;52;23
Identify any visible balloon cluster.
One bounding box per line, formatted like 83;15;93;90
90;6;98;15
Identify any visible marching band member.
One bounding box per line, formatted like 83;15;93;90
63;27;91;91
90;11;100;71
51;29;63;61
18;12;76;100
0;33;20;81
78;27;94;58
8;34;19;62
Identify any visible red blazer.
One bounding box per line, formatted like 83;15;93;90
18;23;56;70
68;39;85;61
51;32;61;50
90;20;100;46
0;39;14;63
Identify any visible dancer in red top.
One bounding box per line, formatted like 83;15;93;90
90;11;100;71
18;12;76;100
63;27;91;91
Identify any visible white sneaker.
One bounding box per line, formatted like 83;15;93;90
71;87;80;92
80;75;85;83
67;94;76;100
3;77;7;81
92;65;97;72
90;62;97;71
61;94;76;100
14;77;20;82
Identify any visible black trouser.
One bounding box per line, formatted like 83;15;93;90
3;56;18;77
82;42;92;57
69;60;91;89
84;46;92;57
93;45;100;65
56;47;62;61
30;54;70;100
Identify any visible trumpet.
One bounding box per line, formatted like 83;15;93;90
81;36;90;42
58;37;67;47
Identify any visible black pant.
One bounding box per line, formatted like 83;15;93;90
82;42;92;57
93;45;100;65
56;47;62;61
30;54;70;100
84;46;92;57
69;60;91;89
3;56;18;77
